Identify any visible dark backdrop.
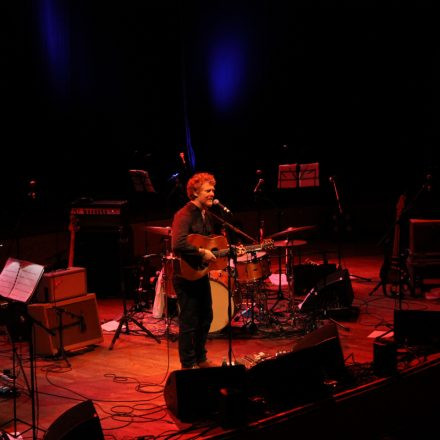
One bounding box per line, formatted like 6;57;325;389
1;1;438;239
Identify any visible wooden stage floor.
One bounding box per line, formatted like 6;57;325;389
1;241;440;439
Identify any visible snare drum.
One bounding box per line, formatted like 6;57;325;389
209;270;237;333
235;251;271;283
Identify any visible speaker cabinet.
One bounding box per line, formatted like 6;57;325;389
407;219;440;295
298;269;354;313
373;339;397;377
74;227;133;298
164;365;246;423
43;400;104;440
394;309;440;346
27;294;103;356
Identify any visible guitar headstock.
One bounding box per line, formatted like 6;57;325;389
261;238;275;251
235;244;247;257
396;194;406;218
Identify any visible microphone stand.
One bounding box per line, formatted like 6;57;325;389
329;176;371;282
208;211;257;364
226;241;236;366
208;211;257;244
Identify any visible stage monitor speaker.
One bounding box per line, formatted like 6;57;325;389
247;323;345;408
394;309;440;346
293;263;337;296
27;293;103;356
43;400;104;440
164;365;246;423
292;321;346;379
298;269;354;313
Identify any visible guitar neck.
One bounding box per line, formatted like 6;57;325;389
68;231;75;267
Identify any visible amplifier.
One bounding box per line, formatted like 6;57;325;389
35;267;87;303
27;293;103;356
409;219;440;257
70;200;128;229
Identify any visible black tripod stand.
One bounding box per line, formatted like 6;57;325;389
109;293;161;349
109;227;160;349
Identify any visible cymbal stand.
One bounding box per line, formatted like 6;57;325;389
270;244;290;314
161;257;178;342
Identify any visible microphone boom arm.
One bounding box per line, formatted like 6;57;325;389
209;211;258;244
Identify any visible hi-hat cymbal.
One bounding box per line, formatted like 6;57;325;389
144;226;172;236
269;225;316;240
274;239;307;248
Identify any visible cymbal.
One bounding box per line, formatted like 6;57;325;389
268;225;316;240
274;239;307;248
144;226;171;236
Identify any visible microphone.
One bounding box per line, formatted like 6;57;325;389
329;175;335;183
253;178;264;193
179;152;186;166
213;199;232;214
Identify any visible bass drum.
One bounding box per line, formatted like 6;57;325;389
209;270;236;333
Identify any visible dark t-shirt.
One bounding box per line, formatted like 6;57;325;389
171;202;214;272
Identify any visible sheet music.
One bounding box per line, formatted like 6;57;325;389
0;258;44;303
299;162;320;187
278;164;298;189
278;163;320;189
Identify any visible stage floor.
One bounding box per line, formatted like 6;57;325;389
1;241;440;439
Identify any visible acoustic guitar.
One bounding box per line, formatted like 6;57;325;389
178;234;274;281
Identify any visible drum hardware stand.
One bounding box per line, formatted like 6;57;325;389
264;244;287;317
238;283;259;333
161;255;178;342
109;229;161;349
135;254;159;311
159;236;178;341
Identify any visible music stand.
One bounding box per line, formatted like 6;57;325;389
0;258;46;440
274;164;319;303
278;163;320;189
129;169;156;193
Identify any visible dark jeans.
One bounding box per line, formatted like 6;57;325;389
172;275;213;368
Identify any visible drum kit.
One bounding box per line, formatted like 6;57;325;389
144;223;316;334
